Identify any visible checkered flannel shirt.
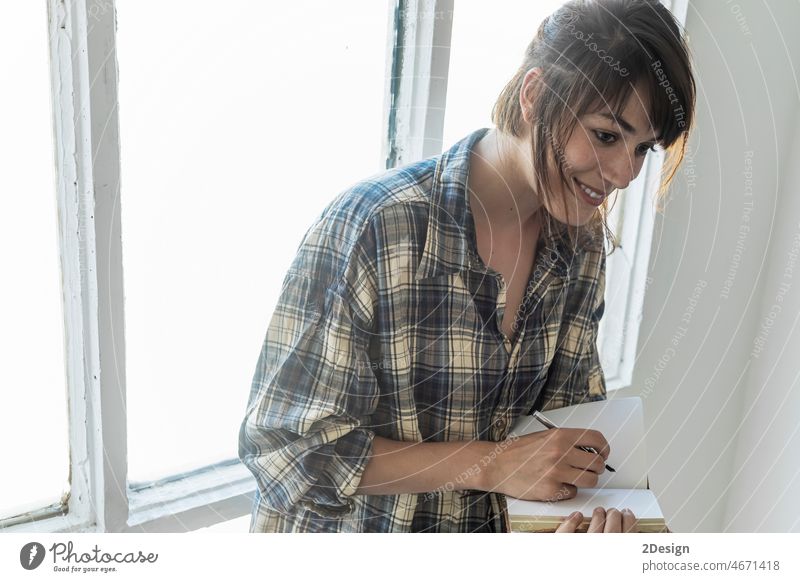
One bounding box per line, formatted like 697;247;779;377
239;128;607;532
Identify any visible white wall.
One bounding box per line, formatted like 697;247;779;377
723;80;800;533
613;0;800;532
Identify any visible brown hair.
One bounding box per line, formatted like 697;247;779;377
492;0;696;252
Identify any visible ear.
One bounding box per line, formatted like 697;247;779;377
519;67;543;124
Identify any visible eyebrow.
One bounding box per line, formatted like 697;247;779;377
597;112;660;142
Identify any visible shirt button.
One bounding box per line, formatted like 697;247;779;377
493;417;508;432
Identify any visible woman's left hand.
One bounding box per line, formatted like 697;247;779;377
555;507;637;533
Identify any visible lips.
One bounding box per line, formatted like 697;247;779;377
574;178;609;207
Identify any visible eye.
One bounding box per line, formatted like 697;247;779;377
593;130;616;145
636;143;659;157
594;129;659;157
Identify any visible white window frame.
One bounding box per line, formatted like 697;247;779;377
384;0;455;167
0;0;687;533
1;0;256;534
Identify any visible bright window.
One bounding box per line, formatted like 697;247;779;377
115;0;391;483
0;1;69;520
442;0;567;148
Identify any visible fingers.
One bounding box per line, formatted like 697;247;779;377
565;447;606;475
604;508;622;532
622;508;638;533
586;507;606;533
561;428;610;460
563;507;637;533
555;511;583;533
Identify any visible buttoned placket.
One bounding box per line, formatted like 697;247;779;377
485;249;566;533
470;251;563;532
469;247;563;441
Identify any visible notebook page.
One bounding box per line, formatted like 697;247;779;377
508;397;648;489
506;488;663;520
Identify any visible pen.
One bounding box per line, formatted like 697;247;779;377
532;410;616;473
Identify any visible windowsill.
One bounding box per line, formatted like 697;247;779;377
125;460;255;532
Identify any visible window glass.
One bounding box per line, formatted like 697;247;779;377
116;1;391;483
0;2;70;519
442;0;566;148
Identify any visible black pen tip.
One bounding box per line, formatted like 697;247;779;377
606;465;616;472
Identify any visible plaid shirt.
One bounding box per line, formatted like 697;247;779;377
239;128;607;533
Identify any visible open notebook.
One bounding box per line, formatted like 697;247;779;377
505;397;669;533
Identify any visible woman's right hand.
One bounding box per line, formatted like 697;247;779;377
484;428;610;501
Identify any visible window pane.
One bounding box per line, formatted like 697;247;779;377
0;3;70;519
116;1;391;483
442;0;566;148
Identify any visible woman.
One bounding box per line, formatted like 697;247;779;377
239;0;695;533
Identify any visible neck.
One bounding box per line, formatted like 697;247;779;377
467;129;542;231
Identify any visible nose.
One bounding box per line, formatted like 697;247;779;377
601;149;644;192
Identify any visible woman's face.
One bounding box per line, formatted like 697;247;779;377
541;84;660;227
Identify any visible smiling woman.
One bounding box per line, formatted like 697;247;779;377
239;0;696;534
491;0;695;249
470;73;665;237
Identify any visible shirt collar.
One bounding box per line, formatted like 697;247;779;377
414;128;584;282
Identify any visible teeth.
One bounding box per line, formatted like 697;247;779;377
578;181;604;200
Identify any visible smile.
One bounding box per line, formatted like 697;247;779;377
574;179;608;207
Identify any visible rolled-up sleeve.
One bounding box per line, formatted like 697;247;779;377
239;256;380;518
